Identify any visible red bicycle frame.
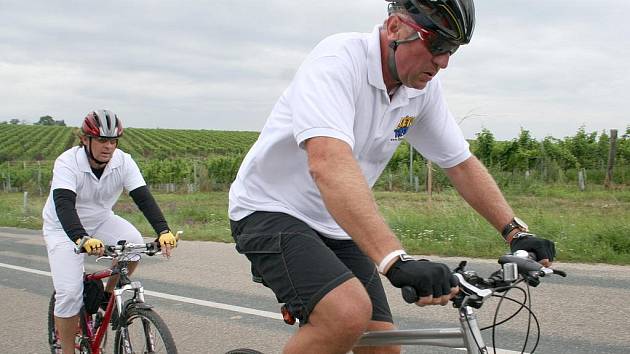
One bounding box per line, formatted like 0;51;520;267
81;268;116;354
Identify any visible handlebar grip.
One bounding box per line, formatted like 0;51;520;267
499;254;542;273
552;269;567;277
401;286;419;304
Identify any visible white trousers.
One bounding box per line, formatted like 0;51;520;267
44;214;145;317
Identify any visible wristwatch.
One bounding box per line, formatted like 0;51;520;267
501;217;528;241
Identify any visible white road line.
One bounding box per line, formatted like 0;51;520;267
0;262;52;277
143;290;282;320
0;261;527;353
0;262;281;320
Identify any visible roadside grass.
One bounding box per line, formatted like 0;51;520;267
3;185;629;265
375;186;630;264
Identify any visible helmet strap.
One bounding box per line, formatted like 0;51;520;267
387;34;421;84
387;41;401;83
85;138;108;167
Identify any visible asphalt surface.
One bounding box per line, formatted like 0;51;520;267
1;227;629;353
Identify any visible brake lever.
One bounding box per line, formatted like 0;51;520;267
454;273;493;299
96;256;114;263
538;267;567;277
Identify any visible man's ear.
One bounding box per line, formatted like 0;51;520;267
385;16;403;40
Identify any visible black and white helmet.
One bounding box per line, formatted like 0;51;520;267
388;0;475;45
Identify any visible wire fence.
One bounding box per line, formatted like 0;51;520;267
2;157;628;196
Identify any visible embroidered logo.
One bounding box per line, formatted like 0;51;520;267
391;116;414;141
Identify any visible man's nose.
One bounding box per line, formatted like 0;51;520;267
432;52;450;69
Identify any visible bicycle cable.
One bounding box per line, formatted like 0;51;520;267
486;284;540;354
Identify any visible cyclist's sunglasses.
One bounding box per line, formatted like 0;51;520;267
95;137;119;144
397;16;459;56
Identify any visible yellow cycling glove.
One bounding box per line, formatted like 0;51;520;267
76;237;104;254
157;231;177;248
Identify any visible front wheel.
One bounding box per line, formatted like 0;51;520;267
114;307;177;354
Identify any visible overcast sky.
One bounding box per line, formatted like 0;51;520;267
1;0;628;140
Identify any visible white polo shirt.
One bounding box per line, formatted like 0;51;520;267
42;146;146;234
229;25;471;240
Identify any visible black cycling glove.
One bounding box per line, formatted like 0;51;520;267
385;258;458;298
510;232;556;262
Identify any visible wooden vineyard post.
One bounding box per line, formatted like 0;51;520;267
409;144;413;188
426;160;433;202
578;168;586;191
604;129;618;189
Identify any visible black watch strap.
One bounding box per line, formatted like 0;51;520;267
501;217;528;240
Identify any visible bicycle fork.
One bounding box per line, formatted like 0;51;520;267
116;281;156;354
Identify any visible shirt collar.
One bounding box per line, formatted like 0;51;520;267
76;145;122;175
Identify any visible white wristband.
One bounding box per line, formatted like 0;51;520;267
377;250;407;274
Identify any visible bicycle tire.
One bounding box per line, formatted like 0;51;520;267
225;349;265;354
47;293;62;354
114;307;177;354
48;292;93;354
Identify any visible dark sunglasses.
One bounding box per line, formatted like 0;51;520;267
397;16;460;56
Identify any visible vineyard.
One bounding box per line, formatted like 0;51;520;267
0;125;259;161
1;123;629;194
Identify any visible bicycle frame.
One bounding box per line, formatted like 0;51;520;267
355;305;488;353
81;258;148;354
226;254;565;354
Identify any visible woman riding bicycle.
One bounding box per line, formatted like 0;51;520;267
42;109;178;353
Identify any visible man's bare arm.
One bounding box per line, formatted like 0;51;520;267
445;155;514;235
305;137;402;269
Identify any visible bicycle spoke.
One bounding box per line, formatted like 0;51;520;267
115;308;176;354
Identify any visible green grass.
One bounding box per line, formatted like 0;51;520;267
3;185;629;264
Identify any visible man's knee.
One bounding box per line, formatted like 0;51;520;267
309;278;372;338
54;287;83;317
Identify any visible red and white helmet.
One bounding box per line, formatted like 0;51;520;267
81;109;124;138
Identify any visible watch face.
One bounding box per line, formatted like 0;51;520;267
513;217;528;231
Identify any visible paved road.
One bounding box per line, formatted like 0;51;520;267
1;227;629;353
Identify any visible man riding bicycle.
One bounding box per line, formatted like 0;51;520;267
42;109;178;353
229;1;556;353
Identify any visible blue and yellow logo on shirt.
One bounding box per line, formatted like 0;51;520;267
391;116;414;141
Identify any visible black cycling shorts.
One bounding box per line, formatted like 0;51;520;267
230;211;393;325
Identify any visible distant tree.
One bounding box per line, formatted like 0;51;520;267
596;131;610;168
565;126;599;169
9;118;21;124
541;136;577;170
618;126;630;162
35;115;56;125
474;128;496;166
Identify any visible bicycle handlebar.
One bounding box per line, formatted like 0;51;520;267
401;252;567;305
73;231;183;256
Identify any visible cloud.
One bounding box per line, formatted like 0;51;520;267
0;0;628;139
